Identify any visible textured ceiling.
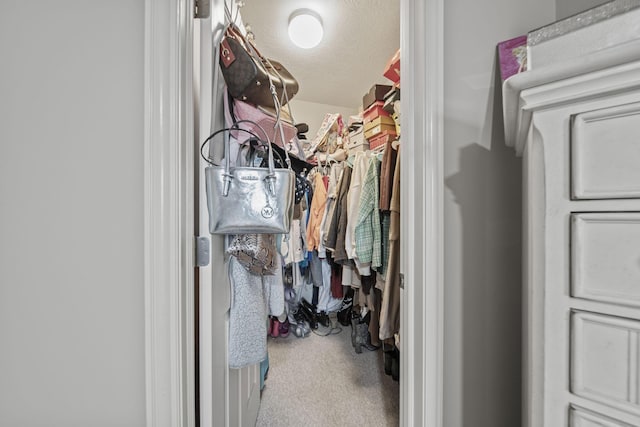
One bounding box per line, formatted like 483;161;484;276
239;0;400;109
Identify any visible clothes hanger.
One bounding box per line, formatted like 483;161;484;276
314;152;334;176
345;153;356;168
224;1;244;27
371;143;386;161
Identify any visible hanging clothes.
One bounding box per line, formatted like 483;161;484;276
305;172;328;252
326;165;352;262
344;151;370;270
379;150;401;341
317;257;343;312
330;260;343;298
379;139;397;211
228;252;285;369
354;154;382;275
378;212;391;276
283;219;304;264
377;138;397;276
368;288;382;348
319;162;344;257
263;253;286;317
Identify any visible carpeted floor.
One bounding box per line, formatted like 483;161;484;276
256;323;399;426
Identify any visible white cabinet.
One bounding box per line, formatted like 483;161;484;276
503;13;640;427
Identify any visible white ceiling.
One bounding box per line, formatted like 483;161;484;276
238;0;400;109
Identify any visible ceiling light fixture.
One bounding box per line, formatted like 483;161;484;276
288;9;323;49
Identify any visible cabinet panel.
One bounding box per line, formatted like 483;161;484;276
570;406;634;427
571;103;640;199
571;311;640;414
571;213;640;307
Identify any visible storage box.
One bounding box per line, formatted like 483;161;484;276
346;127;369;152
392;111;400;136
363;101;390;123
497;35;527;81
364;115;396;133
383;49;400;85
368;130;396;150
364;123;396;140
362;84;393;110
383;87;400;114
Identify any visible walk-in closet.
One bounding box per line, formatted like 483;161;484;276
197;1;402;426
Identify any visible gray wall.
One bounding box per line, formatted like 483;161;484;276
557;0;609;20
0;1;146;426
442;0;555;426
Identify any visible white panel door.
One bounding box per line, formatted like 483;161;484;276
196;3;260;426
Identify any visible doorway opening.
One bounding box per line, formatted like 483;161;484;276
142;0;444;425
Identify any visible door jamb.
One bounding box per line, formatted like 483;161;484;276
143;0;444;425
144;0;196;426
400;0;444;426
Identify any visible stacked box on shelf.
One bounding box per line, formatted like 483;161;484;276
363;100;389;123
390;96;401;137
363;96;397;149
368;130;396;150
391;111;400;136
362;84;393;111
383;87;400;114
384;49;400;87
346;123;368;153
364;115;395;138
376;49;401;149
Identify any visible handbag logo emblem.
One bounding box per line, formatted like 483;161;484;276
261;205;274;218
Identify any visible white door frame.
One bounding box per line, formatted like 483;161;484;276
143;0;444;425
400;0;444;425
143;0;196;426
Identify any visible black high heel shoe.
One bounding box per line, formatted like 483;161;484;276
383;343;394;375
337;292;353;327
391;347;400;381
298;299;318;329
350;310;359;348
317;310;330;328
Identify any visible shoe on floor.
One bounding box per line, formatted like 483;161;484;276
279;319;290;338
363;332;381;351
391;348;400;381
271;318;280;338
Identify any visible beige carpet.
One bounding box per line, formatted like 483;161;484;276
256;324;399;427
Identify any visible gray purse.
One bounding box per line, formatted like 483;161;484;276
201;121;294;235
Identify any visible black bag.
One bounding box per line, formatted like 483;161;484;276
219;25;298;108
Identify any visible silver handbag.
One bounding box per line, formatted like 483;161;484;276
202;121;294;235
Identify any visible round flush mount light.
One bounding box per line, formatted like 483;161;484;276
288;9;323;49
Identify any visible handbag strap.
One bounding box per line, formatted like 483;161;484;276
200;122;281;197
238;25;294;115
200;125;266;166
223;24;294;169
226;24;268;64
258;61;295;169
